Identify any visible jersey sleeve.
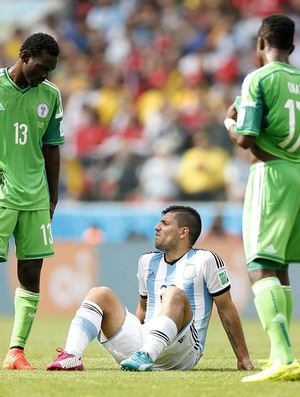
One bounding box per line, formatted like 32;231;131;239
202;250;231;296
42;91;65;145
236;70;264;137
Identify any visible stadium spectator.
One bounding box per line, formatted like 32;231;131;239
2;28;27;65
74;104;109;158
224;14;300;381
224;145;251;202
142;102;192;155
85;0;135;42
137;138;180;202
1;1;299;202
176;130;230;201
91;147;140;201
46;205;254;372
82;224;105;244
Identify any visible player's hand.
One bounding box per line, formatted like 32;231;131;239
225;103;237;121
237;357;255;370
50;201;56;221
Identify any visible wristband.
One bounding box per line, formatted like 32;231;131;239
224;118;237;131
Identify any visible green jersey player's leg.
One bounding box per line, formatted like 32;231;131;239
243;160;300;366
2;209;54;370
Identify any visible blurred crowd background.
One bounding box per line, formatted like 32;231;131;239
1;0;300;204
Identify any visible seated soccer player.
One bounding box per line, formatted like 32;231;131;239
47;205;253;372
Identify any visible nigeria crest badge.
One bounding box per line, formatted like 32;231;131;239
36;103;49;119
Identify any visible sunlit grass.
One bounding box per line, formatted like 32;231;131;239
0;315;299;397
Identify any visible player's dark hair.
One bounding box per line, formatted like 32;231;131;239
258;14;295;51
20;33;60;57
162;205;202;245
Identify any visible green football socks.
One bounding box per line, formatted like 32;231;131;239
9;287;40;349
268;285;293;361
253;277;294;365
282;285;293;330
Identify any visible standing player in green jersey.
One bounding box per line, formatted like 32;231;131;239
0;33;64;370
224;14;300;382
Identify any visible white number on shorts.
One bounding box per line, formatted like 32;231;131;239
41;223;53;245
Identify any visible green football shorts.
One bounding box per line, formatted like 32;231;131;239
0;207;54;262
243;159;300;267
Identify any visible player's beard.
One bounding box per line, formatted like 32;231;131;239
155;235;171;252
155;237;164;251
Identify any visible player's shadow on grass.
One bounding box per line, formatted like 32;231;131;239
85;366;244;372
192;367;247;372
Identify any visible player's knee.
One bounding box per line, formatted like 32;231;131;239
18;259;42;292
85;286;114;306
162;286;187;306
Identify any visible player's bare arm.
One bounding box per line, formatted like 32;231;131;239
42;144;60;220
214;291;254;370
224;103;279;163
224;103;255;149
136;296;147;324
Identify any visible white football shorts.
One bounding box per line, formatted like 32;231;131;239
98;308;202;370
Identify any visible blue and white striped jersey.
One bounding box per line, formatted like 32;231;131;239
137;248;231;350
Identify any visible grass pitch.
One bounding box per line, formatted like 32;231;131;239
0;315;299;397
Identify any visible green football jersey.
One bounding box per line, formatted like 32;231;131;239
236;61;300;163
0;67;65;210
